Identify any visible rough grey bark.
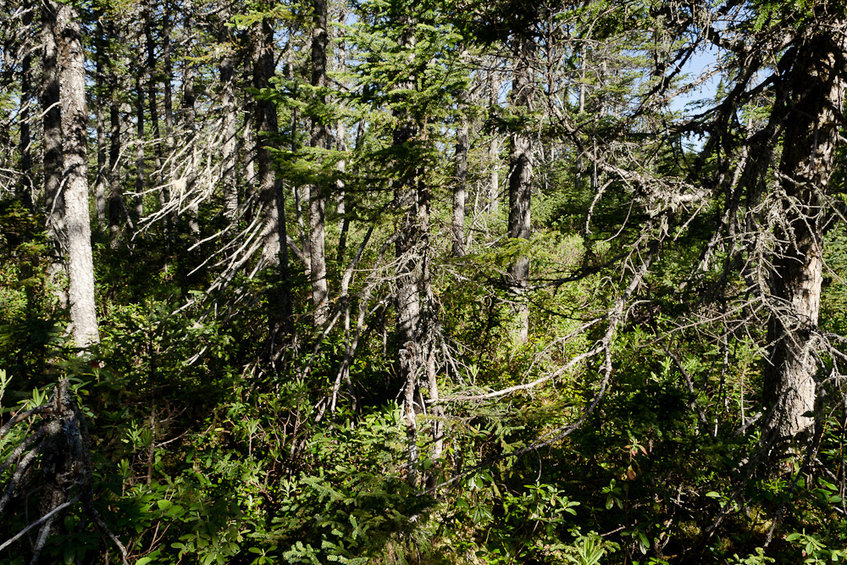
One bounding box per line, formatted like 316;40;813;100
42;0;66;304
763;25;847;443
310;0;330;325
252;16;293;338
58;3;100;347
506;36;534;344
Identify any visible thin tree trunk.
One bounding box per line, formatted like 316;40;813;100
506;36;534;344
488;70;501;214
108;68;124;248
242;103;255;223
284;38;310;277
145;7;165;210
182;9;199;237
335;4;349;266
764;27;847;444
135;67;145;220
94;21;108;228
18;0;34;211
219;6;238;222
58;3;100;347
163;3;175;193
310;0;330;326
42;0;66;303
452;88;469;257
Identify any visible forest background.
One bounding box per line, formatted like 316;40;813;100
1;0;847;563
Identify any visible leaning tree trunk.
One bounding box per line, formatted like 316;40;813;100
59;3;100;348
764;24;847;444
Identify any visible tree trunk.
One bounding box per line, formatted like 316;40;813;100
452;97;469;257
145;7;165;211
310;0;330;326
108;63;125;249
58;3;100;347
182;8;199;237
163;2;175;199
218;7;238;222
487;70;501;214
252;16;294;339
17;0;34;211
42;0;67;305
135;64;145;220
506;36;534;344
335;5;349;267
764;27;847;443
94;21;108;229
391;18;434;488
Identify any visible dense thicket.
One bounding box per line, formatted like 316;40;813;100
2;0;847;563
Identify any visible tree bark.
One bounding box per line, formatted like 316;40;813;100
108;70;125;248
218;6;238;222
42;0;67;307
388;15;442;488
310;0;330;326
764;26;847;443
17;0;34;211
506;35;534;344
252;16;294;339
135;61;145;220
182;8;199;237
58;3;100;347
452;98;469;257
335;5;349;267
94;21;108;229
487;70;501;214
145;7;165;210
